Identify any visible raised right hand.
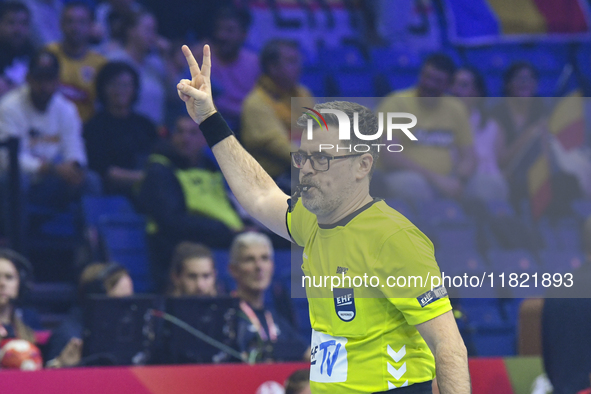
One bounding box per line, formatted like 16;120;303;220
177;44;217;124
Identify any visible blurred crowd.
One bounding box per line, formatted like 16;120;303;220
0;0;589;390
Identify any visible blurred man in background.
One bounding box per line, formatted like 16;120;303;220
0;2;33;97
168;241;218;297
378;53;475;202
138;115;243;291
241;39;313;192
46;2;107;122
209;7;259;132
0;50;100;211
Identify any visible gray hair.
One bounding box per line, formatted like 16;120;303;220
296;101;380;176
229;232;274;266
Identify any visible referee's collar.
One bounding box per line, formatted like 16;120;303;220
318;198;381;229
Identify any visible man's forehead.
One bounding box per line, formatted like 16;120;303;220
299;125;342;152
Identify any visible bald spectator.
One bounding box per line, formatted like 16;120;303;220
230;232;308;362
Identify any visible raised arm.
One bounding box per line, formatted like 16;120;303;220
176;45;290;240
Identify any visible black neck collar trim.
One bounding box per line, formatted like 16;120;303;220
318;198;381;229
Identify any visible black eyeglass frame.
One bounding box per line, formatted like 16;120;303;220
290;152;365;172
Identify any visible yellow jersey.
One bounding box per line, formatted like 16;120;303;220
287;198;451;393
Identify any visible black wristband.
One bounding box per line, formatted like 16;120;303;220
199;112;235;148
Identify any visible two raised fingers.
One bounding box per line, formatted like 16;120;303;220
182;44;211;80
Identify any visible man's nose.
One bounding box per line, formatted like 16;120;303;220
300;157;315;175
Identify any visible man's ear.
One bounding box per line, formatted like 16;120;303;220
356;153;373;180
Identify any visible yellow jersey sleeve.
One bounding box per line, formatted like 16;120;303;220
286;199;317;247
372;226;452;326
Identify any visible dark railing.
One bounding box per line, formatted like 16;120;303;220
0;137;21;252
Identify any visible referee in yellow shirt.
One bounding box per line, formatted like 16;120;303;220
175;45;470;394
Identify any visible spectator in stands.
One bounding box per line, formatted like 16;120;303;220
21;0;62;47
106;10;168;126
490;62;551;214
209;7;259;131
241;39;313;192
284;369;311;394
542;216;591;394
0;248;38;343
95;0;141;49
138;115;244;291
46;2;107;122
377;53;475;202
451;66;508;202
230;232;308;362
84;62;158;197
45;262;134;368
547;80;591;200
0;2;34;97
168;241;218;297
0;50;100;211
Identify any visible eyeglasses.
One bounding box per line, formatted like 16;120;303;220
290;152;364;172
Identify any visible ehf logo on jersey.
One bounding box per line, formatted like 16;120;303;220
334;288;355;322
417;285;448;308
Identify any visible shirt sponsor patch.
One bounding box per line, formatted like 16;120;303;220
334;288;355;322
310;329;348;383
417;285;448;307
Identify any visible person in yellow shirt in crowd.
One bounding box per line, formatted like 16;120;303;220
46;2;106;122
241;39;314;192
377;53;475;202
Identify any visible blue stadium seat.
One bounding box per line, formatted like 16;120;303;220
486;200;516;218
418;199;471;226
572;199;591;219
321;46;368;71
436;250;487;277
457;298;516;356
487;249;539;273
98;213;152;292
538;218;581;251
433;224;478;253
487;249;546;298
82;195;135;227
333;71;375;97
300;68;327;97
384;70;418;92
539;249;584;274
370;48;422;73
470;326;516;356
464;46;513;74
